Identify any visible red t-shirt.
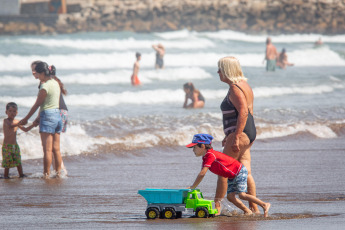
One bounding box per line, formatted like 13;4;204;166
202;149;242;179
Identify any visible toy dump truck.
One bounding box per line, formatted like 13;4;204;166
138;188;218;219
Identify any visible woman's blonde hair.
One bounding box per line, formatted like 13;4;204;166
218;56;247;83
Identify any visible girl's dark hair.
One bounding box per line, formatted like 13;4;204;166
31;60;41;68
35;61;50;76
35;62;67;95
50;65;67;96
197;143;213;150
183;82;195;92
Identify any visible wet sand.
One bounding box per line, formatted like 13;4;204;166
1;137;345;229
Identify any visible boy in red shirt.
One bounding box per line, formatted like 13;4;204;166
187;134;270;217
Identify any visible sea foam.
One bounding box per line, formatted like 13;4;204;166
0;67;211;86
201;30;345;43
17;36;215;50
1;114;342;160
0;81;343;107
0;47;344;72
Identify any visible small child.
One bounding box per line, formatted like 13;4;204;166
186;133;271;217
131;52;141;86
2;102;35;178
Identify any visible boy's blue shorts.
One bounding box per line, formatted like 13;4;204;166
227;166;248;194
39;109;62;134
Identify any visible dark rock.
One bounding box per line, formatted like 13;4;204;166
0;0;345;35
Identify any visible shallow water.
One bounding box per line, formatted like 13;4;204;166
0;30;345;159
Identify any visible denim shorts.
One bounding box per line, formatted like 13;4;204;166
39;109;62;134
227;166;248;194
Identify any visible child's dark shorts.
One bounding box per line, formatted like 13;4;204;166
227;166;248;194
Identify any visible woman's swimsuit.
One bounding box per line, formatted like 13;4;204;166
155;52;164;68
198;92;205;102
220;85;256;143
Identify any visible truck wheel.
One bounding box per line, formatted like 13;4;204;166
176;211;182;218
162;207;176;219
196;207;209;218
145;207;160;219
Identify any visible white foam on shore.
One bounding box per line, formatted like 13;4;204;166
16;36;215;50
1;82;342;107
0;89;229;107
0;114;341;160
201;30;345;43
0;47;344;72
2;123;112;160
253;84;344;98
0;67;211;86
257;122;338;139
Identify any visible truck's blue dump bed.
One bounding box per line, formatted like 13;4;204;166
138;189;191;204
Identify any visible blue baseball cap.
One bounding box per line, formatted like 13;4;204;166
186;134;213;148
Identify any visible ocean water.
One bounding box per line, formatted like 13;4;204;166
0;30;345;229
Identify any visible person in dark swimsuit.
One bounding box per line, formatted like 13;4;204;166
221;85;256;143
183;82;205;109
152;44;165;69
214;56;260;215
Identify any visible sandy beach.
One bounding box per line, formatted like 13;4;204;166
1;137;345;229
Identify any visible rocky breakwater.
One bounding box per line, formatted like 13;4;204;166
0;0;345;35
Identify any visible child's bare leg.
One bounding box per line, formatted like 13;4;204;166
17;164;24;177
4;168;9;178
227;193;252;215
238;192;271;217
214;176;228;215
240;149;260;213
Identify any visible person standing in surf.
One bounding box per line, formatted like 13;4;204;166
152;44;165;69
20;61;63;178
264;37;278;72
131;52;141;86
2;102;35;178
215;56;260;214
31;61;68;174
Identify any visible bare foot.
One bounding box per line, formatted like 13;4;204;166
43;173;50;179
250;207;261;215
244;210;253;216
215;206;221;216
263;203;271;218
249;205;260;214
214;201;221;216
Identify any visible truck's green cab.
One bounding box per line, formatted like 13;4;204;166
185;189;218;217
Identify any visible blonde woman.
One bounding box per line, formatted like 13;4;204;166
216;56;259;214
